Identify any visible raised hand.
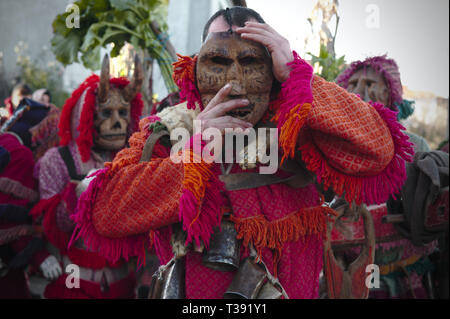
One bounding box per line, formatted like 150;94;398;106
235;22;294;83
196;83;253;134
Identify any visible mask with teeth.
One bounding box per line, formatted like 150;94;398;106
196;32;273;126
94;55;143;151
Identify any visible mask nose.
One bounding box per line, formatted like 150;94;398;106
353;80;369;101
111;110;122;129
227;63;247;97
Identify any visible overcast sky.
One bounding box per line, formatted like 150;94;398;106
246;0;449;97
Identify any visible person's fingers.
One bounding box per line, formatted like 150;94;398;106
242;21;274;32
235;26;274;38
203;83;233;112
204;99;250;119
55;265;62;276
238;32;273;49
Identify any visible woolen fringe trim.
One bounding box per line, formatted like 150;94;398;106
272;51;314;164
70;168;148;267
230;205;337;276
300;101;414;205
179;148;224;248
172;54;203;110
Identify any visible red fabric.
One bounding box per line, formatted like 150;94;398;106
44;272;136;299
0;133;37;199
3;96;14;117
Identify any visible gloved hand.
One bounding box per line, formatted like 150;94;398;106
75;168;101;198
39;255;62;280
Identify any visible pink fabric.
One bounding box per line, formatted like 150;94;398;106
0;134;36;208
275;50;314;130
35;141;104;199
153;163;324;299
179;135;225;248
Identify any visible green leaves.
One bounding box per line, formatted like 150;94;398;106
307;44;346;82
51;32;81;65
50;0;176;92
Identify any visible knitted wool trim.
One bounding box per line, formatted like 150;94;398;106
300;101;414;205
70;168;149;267
271;51;314;164
179;143;225;248
230;204;337;277
70;116;170;265
58;74;144;163
172;54;203;110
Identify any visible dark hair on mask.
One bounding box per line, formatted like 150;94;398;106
202;6;265;42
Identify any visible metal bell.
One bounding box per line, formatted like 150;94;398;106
257;281;283;299
160;257;185;299
202;219;240;272
224;258;267;299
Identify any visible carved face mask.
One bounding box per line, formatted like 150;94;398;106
346;66;390;106
94;55;143;151
196;32;273;125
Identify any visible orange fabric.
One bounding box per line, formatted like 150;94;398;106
91;118;183;238
230;204;337;276
274;102;312;165
306;75;394;176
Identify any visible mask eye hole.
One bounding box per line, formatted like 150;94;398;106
119;109;128;117
211;56;233;66
101;109;112;117
239;57;257;66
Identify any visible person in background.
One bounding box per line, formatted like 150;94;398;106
1;83;32;126
336;55;430;153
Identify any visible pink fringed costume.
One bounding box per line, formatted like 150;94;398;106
30;74;144;298
72;52;414;299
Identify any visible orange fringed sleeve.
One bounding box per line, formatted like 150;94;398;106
306;76;394;176
90;118;184;238
297;75;413;205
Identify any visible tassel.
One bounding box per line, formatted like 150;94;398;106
70;168;148;265
271;51;314;163
172;54;203;110
277;103;312;164
300;101;414;205
230;205;337;275
179;148;224;248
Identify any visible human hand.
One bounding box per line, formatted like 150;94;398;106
235;22;294;83
40;255;62;280
196;83;253;134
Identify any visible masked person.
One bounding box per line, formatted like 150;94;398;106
0;95;61;298
71;7;414;299
29;55;144;299
336;56;430;153
334;56;443;299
